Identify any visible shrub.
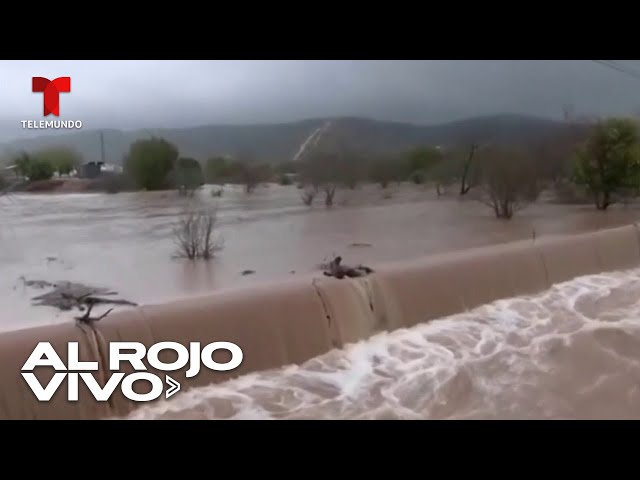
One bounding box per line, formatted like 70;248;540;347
279;174;293;186
301;187;317;206
410;170;426;185
172;206;224;260
29;160;55;181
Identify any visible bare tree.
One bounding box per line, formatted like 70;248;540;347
525;105;591;204
370;156;402;189
172;205;224;260
427;144;482;196
476;147;540;219
301;186;317;206
235;162;261;193
228;151;272;194
459;143;479;195
299;149;343;208
323;184;337;207
296;130;372;207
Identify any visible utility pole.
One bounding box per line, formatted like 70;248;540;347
99;130;106;164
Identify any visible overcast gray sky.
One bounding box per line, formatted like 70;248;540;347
1;60;639;141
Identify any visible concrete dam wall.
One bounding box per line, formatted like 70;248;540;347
2;223;640;420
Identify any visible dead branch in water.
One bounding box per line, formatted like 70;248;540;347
25;281;137;327
75;301;114;324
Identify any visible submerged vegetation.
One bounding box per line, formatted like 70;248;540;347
172;205;224;260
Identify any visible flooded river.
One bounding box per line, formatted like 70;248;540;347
1;183;640;333
3;183;640;420
125;267;640;420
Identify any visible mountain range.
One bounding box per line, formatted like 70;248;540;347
0;114;578;166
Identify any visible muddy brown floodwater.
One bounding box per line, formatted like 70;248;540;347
1;183;640;333
4;183;640;420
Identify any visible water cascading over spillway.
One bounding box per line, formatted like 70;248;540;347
123;267;640;420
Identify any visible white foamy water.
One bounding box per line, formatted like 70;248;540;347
123;268;640;420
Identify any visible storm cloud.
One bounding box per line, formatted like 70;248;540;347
0;60;639;141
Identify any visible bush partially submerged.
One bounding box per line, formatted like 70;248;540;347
301;186;317;206
410;170;426;185
476;147;540;219
173;205;224;260
279;174;293;186
324;184;337;206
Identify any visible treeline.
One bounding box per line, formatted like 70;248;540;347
288;142;536;211
1;137;280;193
289;116;640;218
10;147;82;181
122;139;281;192
6;117;640;220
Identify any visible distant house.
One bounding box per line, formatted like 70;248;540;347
2;164;23;181
79;162;104;179
78;162;124;179
101;163;123;174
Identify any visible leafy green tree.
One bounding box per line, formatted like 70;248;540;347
32;147;82;175
174;157;204;189
28;159;55;181
13;152;32;177
405;146;443;179
574;117;640;210
205;156;231;184
124;137;178;191
370;157;402;188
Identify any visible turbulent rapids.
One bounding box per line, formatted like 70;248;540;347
123;267;640;420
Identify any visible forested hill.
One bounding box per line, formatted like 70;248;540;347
0;114;578;165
